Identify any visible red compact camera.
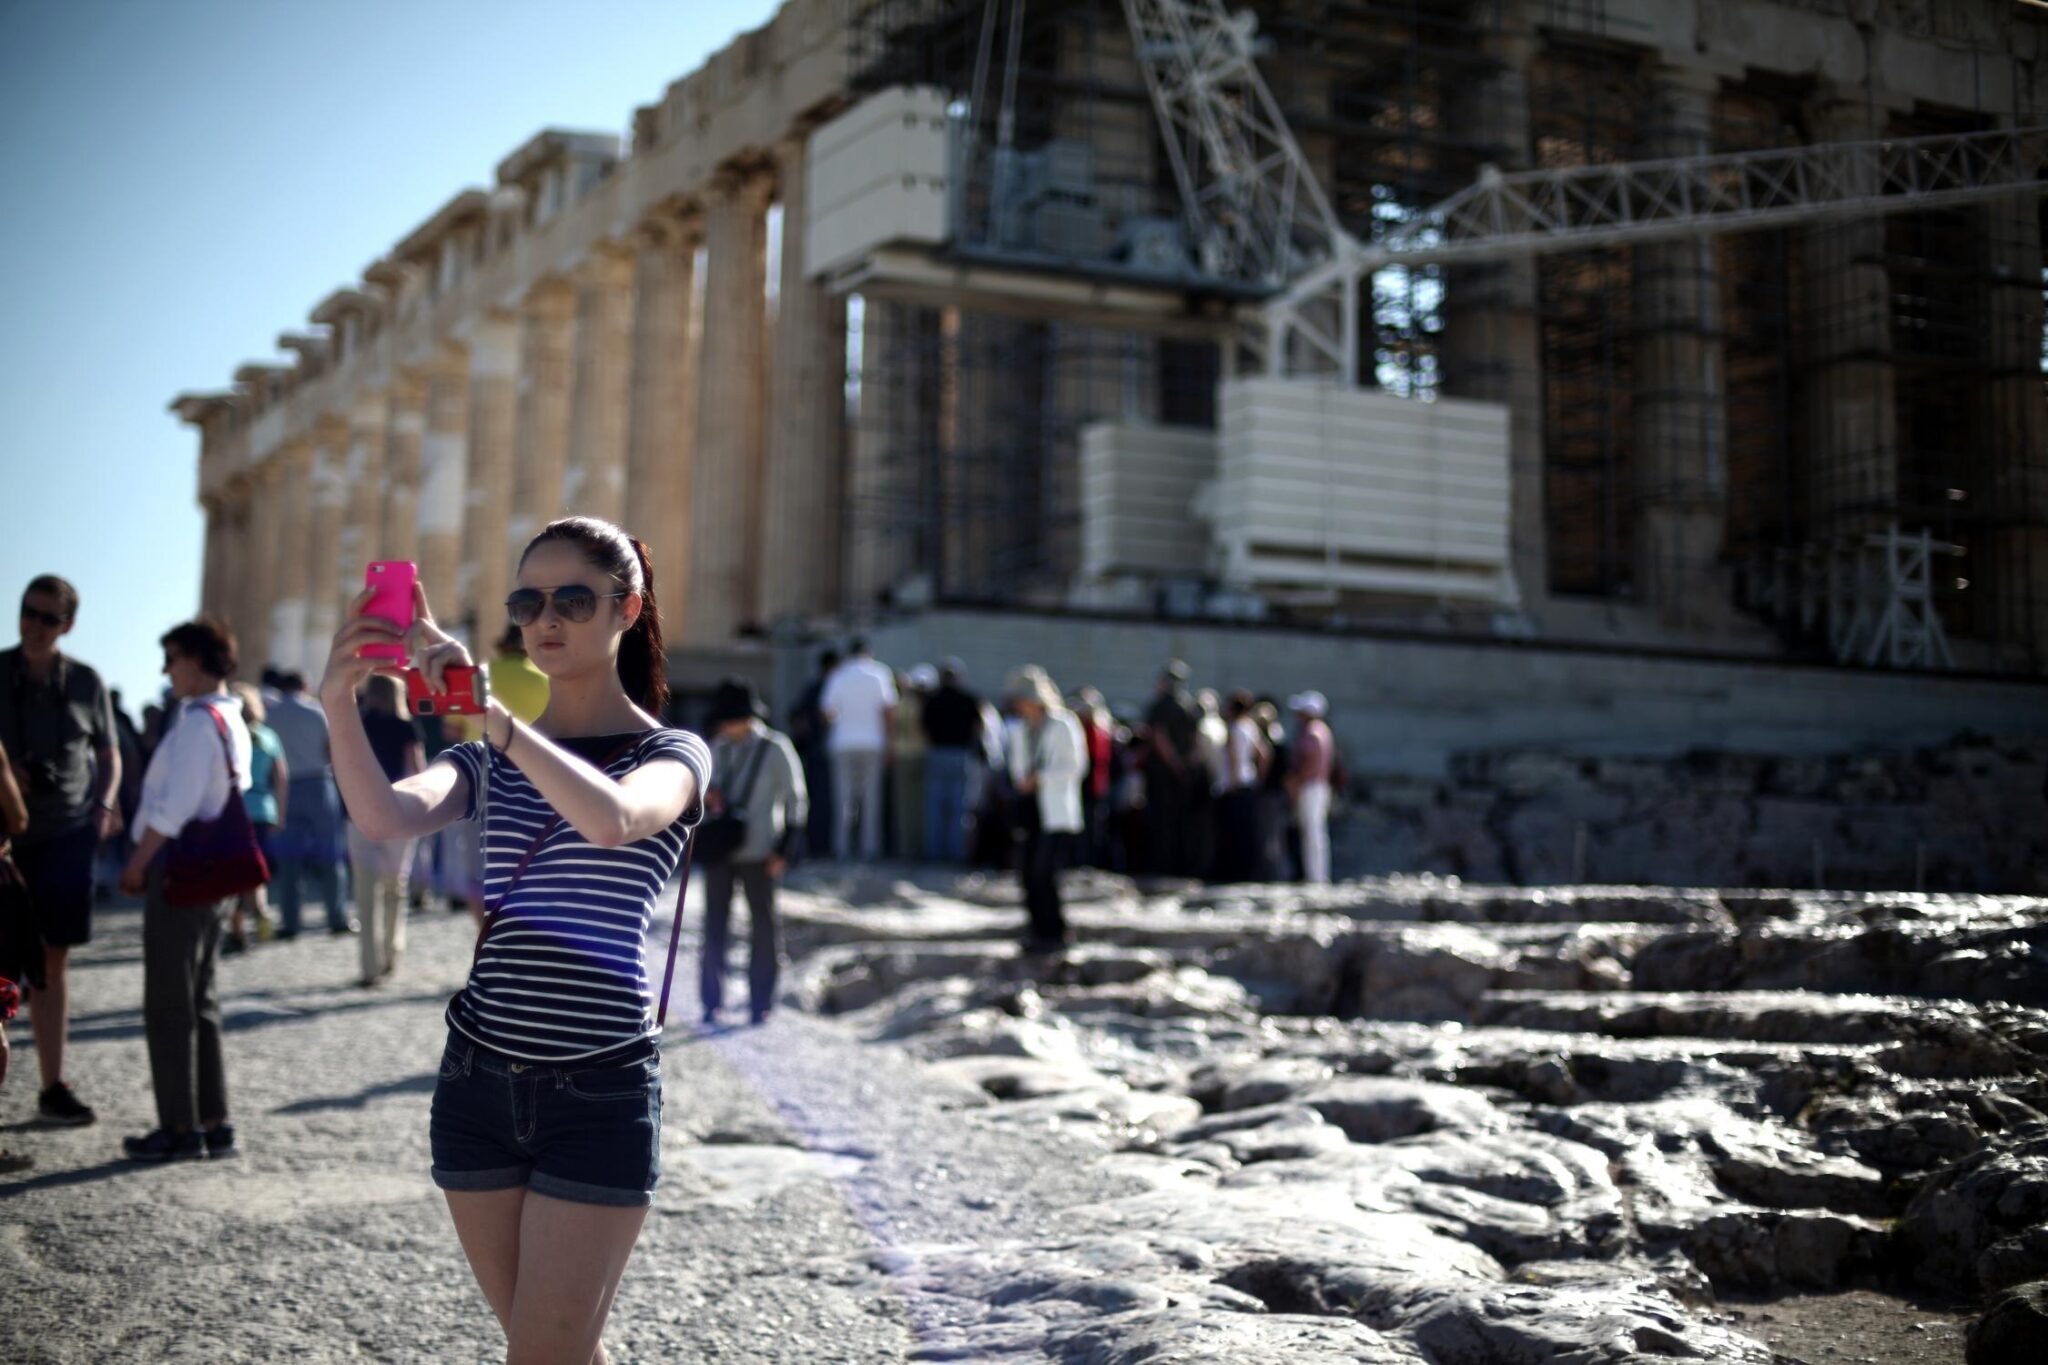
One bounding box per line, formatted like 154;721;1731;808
405;664;489;717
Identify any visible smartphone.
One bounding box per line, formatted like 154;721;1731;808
406;664;488;716
361;561;416;661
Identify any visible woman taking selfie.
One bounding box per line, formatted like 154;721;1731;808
319;516;706;1365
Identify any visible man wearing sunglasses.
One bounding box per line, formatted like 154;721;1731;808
0;575;122;1127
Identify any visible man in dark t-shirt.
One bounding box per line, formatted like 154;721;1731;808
1141;661;1200;878
920;659;984;864
0;575;121;1126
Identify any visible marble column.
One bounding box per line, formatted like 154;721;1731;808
847;298;933;606
761;138;848;622
417;347;472;622
380;370;427;567
1799;95;1897;540
303;419;350;676
1979;184;2048;669
241;457;288;668
566;244;637;527
508;278;578;558
218;479;253;646
266;440;316;673
628;213;701;623
337;388;390;611
199;494;227;620
1442;25;1544;609
689;170;772;640
1630;66;1729;625
461;310;521;644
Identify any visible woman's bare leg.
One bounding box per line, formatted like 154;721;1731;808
444;1188;526;1331
504;1191;648;1365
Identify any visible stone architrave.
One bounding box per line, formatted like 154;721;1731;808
417;347;472;620
760;137;847;623
1441;23;1545;610
508;278;578;559
337;388;390;613
303;419;350;675
1631;66;1730;626
1799;95;1897;540
627;211;701;627
266;440;316;673
688;170;772;641
461;310;521;645
565;244;637;526
381;370;428;568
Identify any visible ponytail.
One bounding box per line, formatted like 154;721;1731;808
620;538;669;717
520;516;670;718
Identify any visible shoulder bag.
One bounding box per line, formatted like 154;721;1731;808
163;705;270;908
695;737;770;866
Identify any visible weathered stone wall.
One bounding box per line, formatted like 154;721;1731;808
1336;734;2048;893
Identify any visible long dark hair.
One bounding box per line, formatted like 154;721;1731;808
518;517;670;717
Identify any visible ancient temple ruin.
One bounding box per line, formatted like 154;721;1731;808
173;0;2047;760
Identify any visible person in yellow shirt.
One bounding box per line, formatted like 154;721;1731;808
485;623;550;725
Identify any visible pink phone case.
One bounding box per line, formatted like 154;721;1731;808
361;561;416;661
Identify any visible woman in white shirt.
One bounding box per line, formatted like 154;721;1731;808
117;617;252;1163
1004;666;1084;952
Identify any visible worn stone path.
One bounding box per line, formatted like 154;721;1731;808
0;881;1133;1365
7;867;2030;1364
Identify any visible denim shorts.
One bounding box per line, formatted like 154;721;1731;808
429;1030;662;1207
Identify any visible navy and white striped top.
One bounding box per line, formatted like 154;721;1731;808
437;728;710;1061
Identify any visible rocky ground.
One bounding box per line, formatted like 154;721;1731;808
4;865;2046;1363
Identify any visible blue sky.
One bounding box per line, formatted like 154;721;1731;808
0;0;775;715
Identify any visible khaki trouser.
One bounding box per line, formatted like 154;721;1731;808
346;824;414;982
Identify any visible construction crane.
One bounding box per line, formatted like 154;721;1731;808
1119;0;2048;384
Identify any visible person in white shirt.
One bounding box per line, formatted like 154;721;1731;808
819;639;897;861
1004;666;1085;952
117;617;253;1163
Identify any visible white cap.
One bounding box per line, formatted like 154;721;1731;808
1287;690;1328;718
908;663;940;690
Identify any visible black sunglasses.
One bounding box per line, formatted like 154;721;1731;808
504;585;628;627
21;605;66;629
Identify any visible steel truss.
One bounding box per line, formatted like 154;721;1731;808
1119;1;2047;384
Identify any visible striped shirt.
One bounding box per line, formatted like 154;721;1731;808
436;728;710;1061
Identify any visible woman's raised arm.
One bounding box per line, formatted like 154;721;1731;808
318;588;469;842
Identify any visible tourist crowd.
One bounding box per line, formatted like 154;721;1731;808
0;568;1342;1176
787;643;1343;888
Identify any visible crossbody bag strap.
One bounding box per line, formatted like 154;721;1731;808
199;703;243;784
655;733;716;1027
655;822;697;1028
469;734;639;973
733;734;771;811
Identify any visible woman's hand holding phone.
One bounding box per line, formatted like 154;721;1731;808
319;587;407;706
405;580;473;695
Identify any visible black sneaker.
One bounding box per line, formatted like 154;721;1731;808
223;931;248;956
0;1149;33;1175
203;1124;237;1159
38;1082;96;1127
123;1128;205;1162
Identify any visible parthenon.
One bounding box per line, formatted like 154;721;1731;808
174;0;2048;725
